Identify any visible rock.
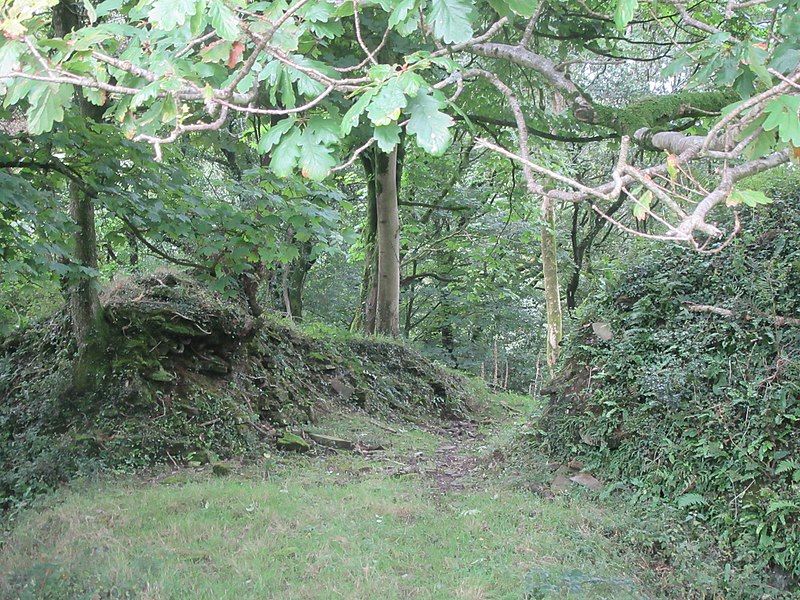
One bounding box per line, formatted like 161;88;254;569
591;322;613;341
567;459;584;470
330;379;354;400
276;431;311;452
212;462;232;476
306;432;355;450
569;472;603;491
550;466;573;492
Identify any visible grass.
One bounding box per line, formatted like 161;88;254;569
0;394;774;599
1;471;650;599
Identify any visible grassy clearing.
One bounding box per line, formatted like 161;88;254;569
0;395;768;599
1;471;649;599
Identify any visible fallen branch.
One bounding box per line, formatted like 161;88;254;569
684;303;800;326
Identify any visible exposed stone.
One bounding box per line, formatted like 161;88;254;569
276;431;311;452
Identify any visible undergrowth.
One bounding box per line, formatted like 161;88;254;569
0;270;475;513
538;180;800;585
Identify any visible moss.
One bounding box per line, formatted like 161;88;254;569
594;90;739;135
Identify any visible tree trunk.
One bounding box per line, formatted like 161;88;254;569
352;153;378;333
287;240;313;321
541;199;563;370
374;148;400;336
53;1;104;356
68;183;102;347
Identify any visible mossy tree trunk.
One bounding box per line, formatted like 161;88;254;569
374;147;400;336
54;1;107;375
351;152;379;334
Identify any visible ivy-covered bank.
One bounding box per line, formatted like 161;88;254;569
0;270;475;510
538;181;800;580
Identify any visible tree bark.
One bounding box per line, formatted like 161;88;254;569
352;153;379;334
54;1;104;354
286;239;313;321
541;199;563;370
374;147;400;336
68;183;102;346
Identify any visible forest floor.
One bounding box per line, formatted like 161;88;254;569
0;393;713;599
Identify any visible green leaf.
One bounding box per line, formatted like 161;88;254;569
271;127;302;177
367;79;407;126
307;115;340;145
762;95;800;146
299;130;336;181
373;123;402;153
406;91;454;155
0;41;22;79
614;0;638;30
26;83;74;135
208;0;240;41
726;188;773;208
428;0;473;45
149;0;198;30
258;117;297;154
341;88;376;136
632;190;652;220
388;0;416;28
95;0;126;17
676;493;706;509
512;0;538;16
767;500;797;514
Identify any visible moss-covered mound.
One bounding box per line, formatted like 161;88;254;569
0;270;474;508
538;188;800;579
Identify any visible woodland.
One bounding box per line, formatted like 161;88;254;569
0;0;799;597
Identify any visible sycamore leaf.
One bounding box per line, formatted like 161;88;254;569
149;0;198;30
406;91;454;155
614;0;638;30
208;0;240;41
762;95;800;146
26;83;74;135
373;123;402;153
258;117;296;154
270;127;302;177
299;130;336;181
366;79;407;126
428;0;473;44
726;188;772;208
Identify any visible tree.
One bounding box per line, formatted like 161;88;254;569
3;0;797;356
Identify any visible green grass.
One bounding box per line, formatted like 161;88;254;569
0;397;769;599
1;469;649;599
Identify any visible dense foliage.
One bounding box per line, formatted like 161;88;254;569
540;174;800;579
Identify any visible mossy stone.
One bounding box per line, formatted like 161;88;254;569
276;432;311;452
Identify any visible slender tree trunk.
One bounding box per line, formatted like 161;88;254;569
287;240;313;321
541;199;563;370
374;148;400;336
352;153;379;333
